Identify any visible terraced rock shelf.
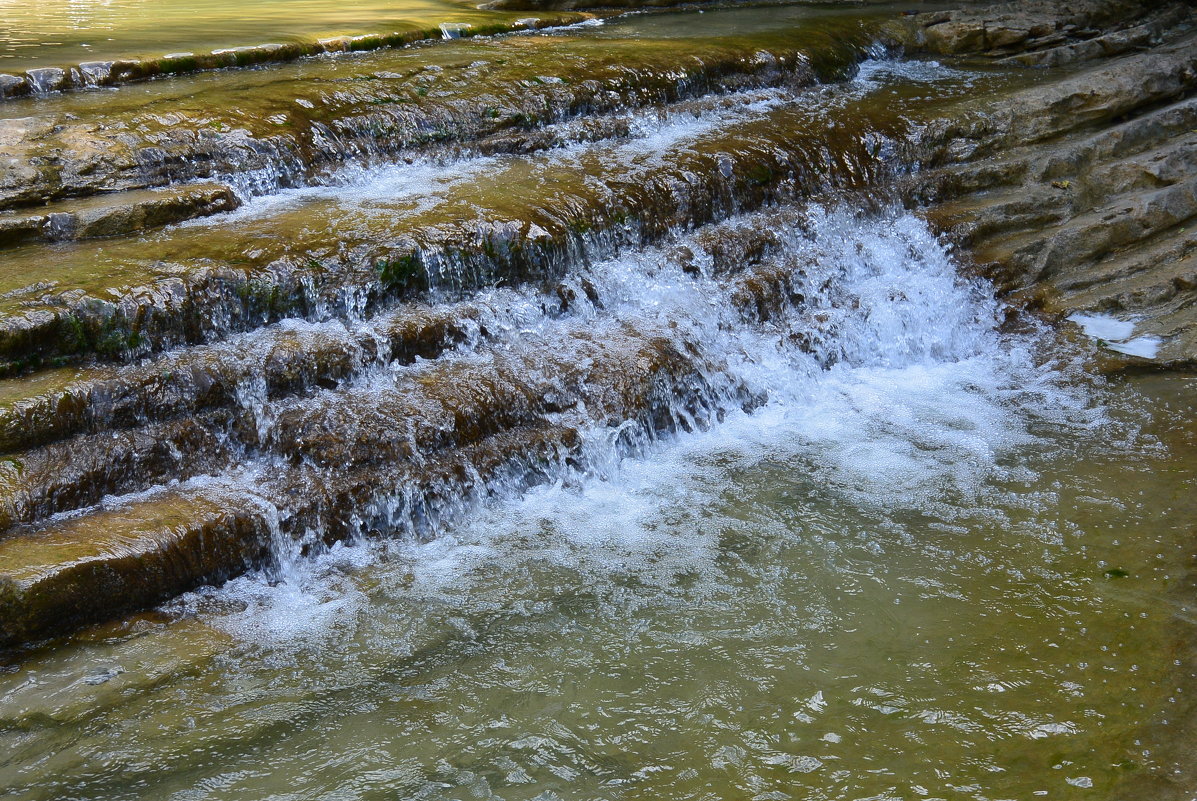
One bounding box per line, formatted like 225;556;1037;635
1;3;1196;800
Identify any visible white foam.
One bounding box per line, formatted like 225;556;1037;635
1068;313;1135;342
183;155;503;226
1068;313;1162;359
189;45;972;231
1108;336;1161;359
175;203;1105;645
853;52;974;89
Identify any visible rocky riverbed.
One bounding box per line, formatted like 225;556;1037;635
0;0;1192;651
1;3;1196;799
0;0;1191;722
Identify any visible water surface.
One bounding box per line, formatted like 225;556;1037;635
2;207;1194;801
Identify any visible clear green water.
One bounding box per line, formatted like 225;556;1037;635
1;370;1194;801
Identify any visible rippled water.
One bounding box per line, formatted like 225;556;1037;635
2;201;1194;800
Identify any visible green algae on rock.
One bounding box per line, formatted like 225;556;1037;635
0;2;590;98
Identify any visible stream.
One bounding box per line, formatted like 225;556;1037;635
1;4;1195;800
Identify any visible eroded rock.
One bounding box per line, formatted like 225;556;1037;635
914;1;1197;369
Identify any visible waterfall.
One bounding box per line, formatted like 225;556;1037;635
0;39;1097;647
2;5;1194;800
175;200;1104;632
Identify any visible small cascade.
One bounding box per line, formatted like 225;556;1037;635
0;8;1080;646
0;196;1097;645
0;53;980;375
3;4;1197;800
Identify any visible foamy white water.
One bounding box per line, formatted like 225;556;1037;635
181;202;1104;641
1069;312;1162;359
188;49;964;229
6;199;1191;801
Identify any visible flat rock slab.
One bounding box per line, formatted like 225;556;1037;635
0;183;239;247
0;490;270;647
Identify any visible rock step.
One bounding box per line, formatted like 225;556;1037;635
0;418;579;649
914;0;1187;60
0;184;239;249
917;17;1197;370
1054;245;1197;366
0;301;485;454
915;32;1197;290
976;179;1197;287
265;324;739;473
0;201;819;459
0;489;271;648
920;94;1197;206
923;186;1071;247
1083;290;1197;369
0;308;752;539
0;81;911;376
929;139;1197;275
0;313;752;645
996;4;1195;68
1053;224;1197;302
1071;130;1197;203
920;28;1197;164
0;15;882;214
1139;288;1197;358
0;412;236;533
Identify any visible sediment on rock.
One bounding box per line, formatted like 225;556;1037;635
0;494;272;647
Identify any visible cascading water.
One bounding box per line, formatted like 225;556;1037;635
4;197;1191;801
192;193;1102;604
1;7;1195;801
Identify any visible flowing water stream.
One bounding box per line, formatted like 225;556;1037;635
2;201;1195;800
0;5;1195;800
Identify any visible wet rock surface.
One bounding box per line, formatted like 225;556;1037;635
0;0;1195;649
0;184;240;247
0;18;872;215
0;7;903;646
911;0;1197;369
0;14;588;100
914;0;1174;59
